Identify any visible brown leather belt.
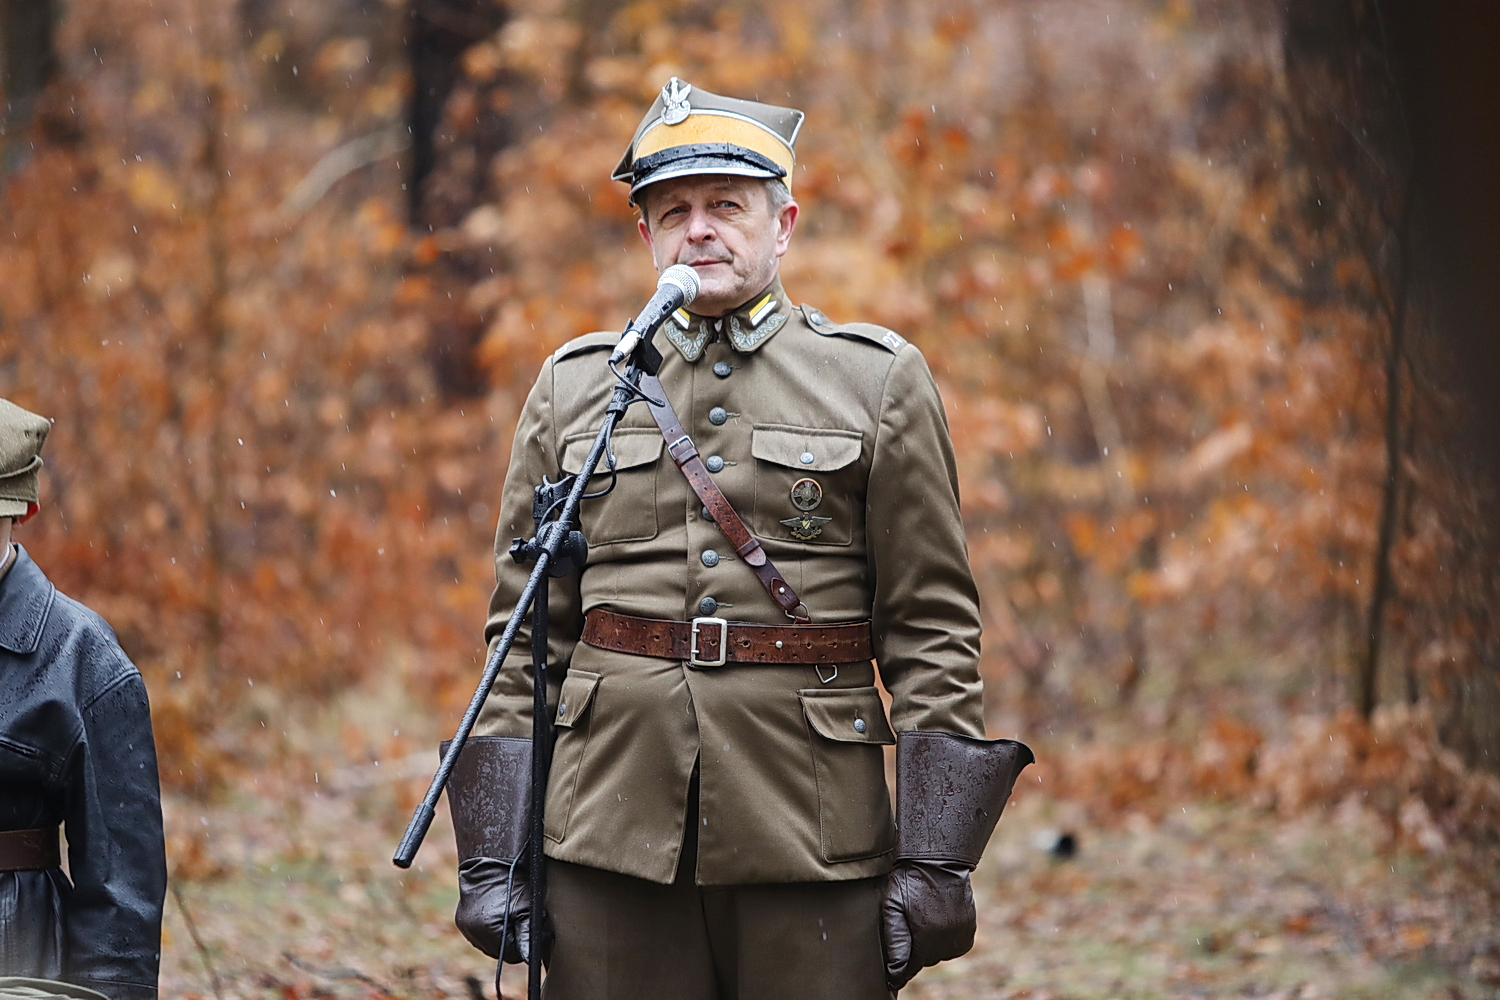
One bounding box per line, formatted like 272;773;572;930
0;828;61;871
582;608;873;667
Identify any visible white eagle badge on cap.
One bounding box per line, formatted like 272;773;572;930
661;77;693;126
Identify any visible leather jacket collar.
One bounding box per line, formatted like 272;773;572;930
0;545;55;654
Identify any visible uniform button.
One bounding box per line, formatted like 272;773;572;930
701;506;714;521
701;549;721;567
800;452;815;465
713;361;732;378
708;406;728;425
705;455;725;473
558;702;567;718
698;597;718;615
853;718;867;734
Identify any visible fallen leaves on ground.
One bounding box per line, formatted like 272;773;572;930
159;738;1500;1000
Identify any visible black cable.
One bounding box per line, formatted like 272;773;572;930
608;357;665;407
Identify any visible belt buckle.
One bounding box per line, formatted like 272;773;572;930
689;616;729;667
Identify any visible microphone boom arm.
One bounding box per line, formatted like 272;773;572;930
394;268;697;998
393;374;638;870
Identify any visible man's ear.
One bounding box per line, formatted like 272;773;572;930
773;200;799;258
635;190;654;249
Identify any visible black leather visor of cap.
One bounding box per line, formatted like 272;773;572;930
631;143;787;200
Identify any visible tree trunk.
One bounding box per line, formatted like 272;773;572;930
1357;193;1413;719
403;0;504;226
0;0;56;171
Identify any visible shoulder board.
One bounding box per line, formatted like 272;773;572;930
551;331;618;363
800;305;908;353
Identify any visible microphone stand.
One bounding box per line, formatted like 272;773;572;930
393;319;665;1000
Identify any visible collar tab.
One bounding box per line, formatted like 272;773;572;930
663;276;793;362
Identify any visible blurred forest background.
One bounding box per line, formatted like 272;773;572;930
2;0;1499;996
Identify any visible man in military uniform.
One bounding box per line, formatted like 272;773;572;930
446;80;1030;998
0;399;167;1000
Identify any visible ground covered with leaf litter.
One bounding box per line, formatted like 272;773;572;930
158;769;1500;1000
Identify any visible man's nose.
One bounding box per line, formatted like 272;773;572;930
686;207;717;242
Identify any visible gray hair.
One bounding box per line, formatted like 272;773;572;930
764;178;793;214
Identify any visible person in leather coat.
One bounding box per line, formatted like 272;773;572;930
0;398;167;1000
446;81;1032;998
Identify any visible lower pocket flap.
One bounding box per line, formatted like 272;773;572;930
798;687;896;744
555;670;602;728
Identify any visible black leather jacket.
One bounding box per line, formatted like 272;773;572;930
0;546;166;1000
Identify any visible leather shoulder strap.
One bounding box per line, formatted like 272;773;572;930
639;374;808;622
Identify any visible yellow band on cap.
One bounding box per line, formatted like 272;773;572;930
635;111;795;190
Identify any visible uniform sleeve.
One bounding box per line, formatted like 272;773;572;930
867;346;986;737
475;356;584;738
64;668;167;1000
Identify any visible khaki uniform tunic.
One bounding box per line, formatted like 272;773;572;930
477;276;984;887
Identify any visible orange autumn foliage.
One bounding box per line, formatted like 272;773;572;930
1;0;1496;814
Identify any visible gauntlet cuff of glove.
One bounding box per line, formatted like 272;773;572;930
895;730;1034;866
441;735;532;862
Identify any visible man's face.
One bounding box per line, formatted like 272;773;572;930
637;175;798;317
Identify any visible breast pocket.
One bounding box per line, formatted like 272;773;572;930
561;428;663;546
750;424;863;547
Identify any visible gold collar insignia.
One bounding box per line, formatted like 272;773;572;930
663;276;793;362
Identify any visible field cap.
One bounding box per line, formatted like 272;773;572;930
613;78;804;204
0;399;50;519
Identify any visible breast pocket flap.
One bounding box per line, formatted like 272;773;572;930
798;687;896;745
554;670;602;728
561;429;662;475
752;425;862;472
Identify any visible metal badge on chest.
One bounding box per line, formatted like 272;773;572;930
782;477;829;539
790;477;822;511
780;514;832;541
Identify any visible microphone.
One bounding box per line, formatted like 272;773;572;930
610;264;702;366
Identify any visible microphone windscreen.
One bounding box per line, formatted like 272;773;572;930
659;264;701;306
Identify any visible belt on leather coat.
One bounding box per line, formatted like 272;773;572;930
0;828;61;871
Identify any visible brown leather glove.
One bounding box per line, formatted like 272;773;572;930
882;859;976;990
456;856;537;964
884;731;1034;993
442;736;536;964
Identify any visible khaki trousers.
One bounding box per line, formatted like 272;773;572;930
543;798;893;1000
